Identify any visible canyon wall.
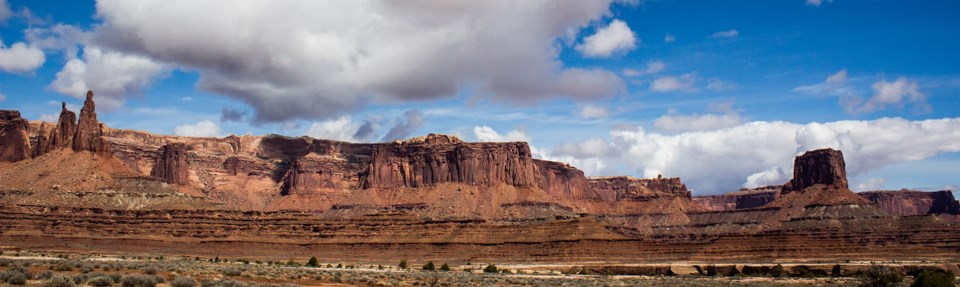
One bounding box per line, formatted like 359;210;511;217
0;110;31;162
860;190;960;216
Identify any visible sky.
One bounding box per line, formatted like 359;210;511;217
0;0;958;195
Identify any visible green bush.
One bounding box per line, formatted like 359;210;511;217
143;265;158;275
483;264;498;273
120;274;158;287
772;264;789;278
440;263;450;271
398;260;407;270
54;261;75;271
422;261;435;271
858;265;904;287
306;257;319;268
87;276;115;287
171;277;197;287
911;270;955;287
6;272;26;285
221;267;242;277
44;276;76;287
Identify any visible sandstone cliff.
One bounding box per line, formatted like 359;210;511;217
0;110;31;162
150;143;191;184
48;102;77;151
693;186;781;211
859;190;960;216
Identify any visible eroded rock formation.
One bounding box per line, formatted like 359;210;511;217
359;134;541;189
588;176;691;201
150;143;190;184
782;148;847;193
49;102;77;150
0;110;31;162
73;91;109;153
694;186;781;211
859;190;960;216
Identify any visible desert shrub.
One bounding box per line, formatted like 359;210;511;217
439;263;450;272
36;270;54;280
81;263;95;273
221;267;242;277
109;274;122;283
44;275;76;287
911;269;955;287
306;257;319;268
171;277;197;287
832;265;843;277
143;265;158;275
772;264;789;278
741;265;770;276
0;259;11;267
6;272;27;285
422;261;435;271
201;279;247;287
121;274;159;287
858;265;904;287
54;261;76;271
483;264;498;273
398;260;407;270
88;276;116;287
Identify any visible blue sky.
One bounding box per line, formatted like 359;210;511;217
0;0;958;195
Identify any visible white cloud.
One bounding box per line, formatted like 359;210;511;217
473;125;530;142
178;97;194;102
651;73;697;92
0;0;10;22
306;116;366;142
38;113;58;122
49;46;169;110
664;33;675;43
856;77;929;114
709;29;739;39
854;178;886;191
622;61;664;77
806;0;833;7
90;0;624;122
173;120;223;137
654;109;744;132
548;117;960;194
578;104;609;119
826;69;847;84
0;92;5;102
0;39;45;73
576;19;637;58
706;79;735;91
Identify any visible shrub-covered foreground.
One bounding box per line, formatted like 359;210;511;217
0;254;955;287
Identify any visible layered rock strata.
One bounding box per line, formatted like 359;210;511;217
0;110;31;162
860;190;960;216
782;148;847;193
150;143;190;184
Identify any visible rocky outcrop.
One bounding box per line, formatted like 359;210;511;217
48;102;77;151
588;176;691;201
150;143;190;184
782;148;847;193
694;186;781;211
859;190;960;216
0;110;31;162
31;123;49;158
536;159;591;200
359;134;541;189
73;91;109;153
279;159;349;195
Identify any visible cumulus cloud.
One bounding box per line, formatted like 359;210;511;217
473;125;530;142
664;33;676;43
578;104;609;119
380;110;423;142
0;39;45;73
547;117;960;194
306;116;367;142
854;178;886;192
654;109;744;132
220;107;248;123
89;0;625;122
856;77;930;114
576;19;637;58
49;46;169;110
174;120;223;137
622;61;664;77
651;73;697;92
0;0;10;22
709;29;739;39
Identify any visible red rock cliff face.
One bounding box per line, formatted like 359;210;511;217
73;91;109;153
782;148;847;193
535;159;591;200
359;134;540;189
693;186;781;211
150;143;190;184
588;176;691;201
859;190;960;216
0;110;31;162
279;159;350;195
